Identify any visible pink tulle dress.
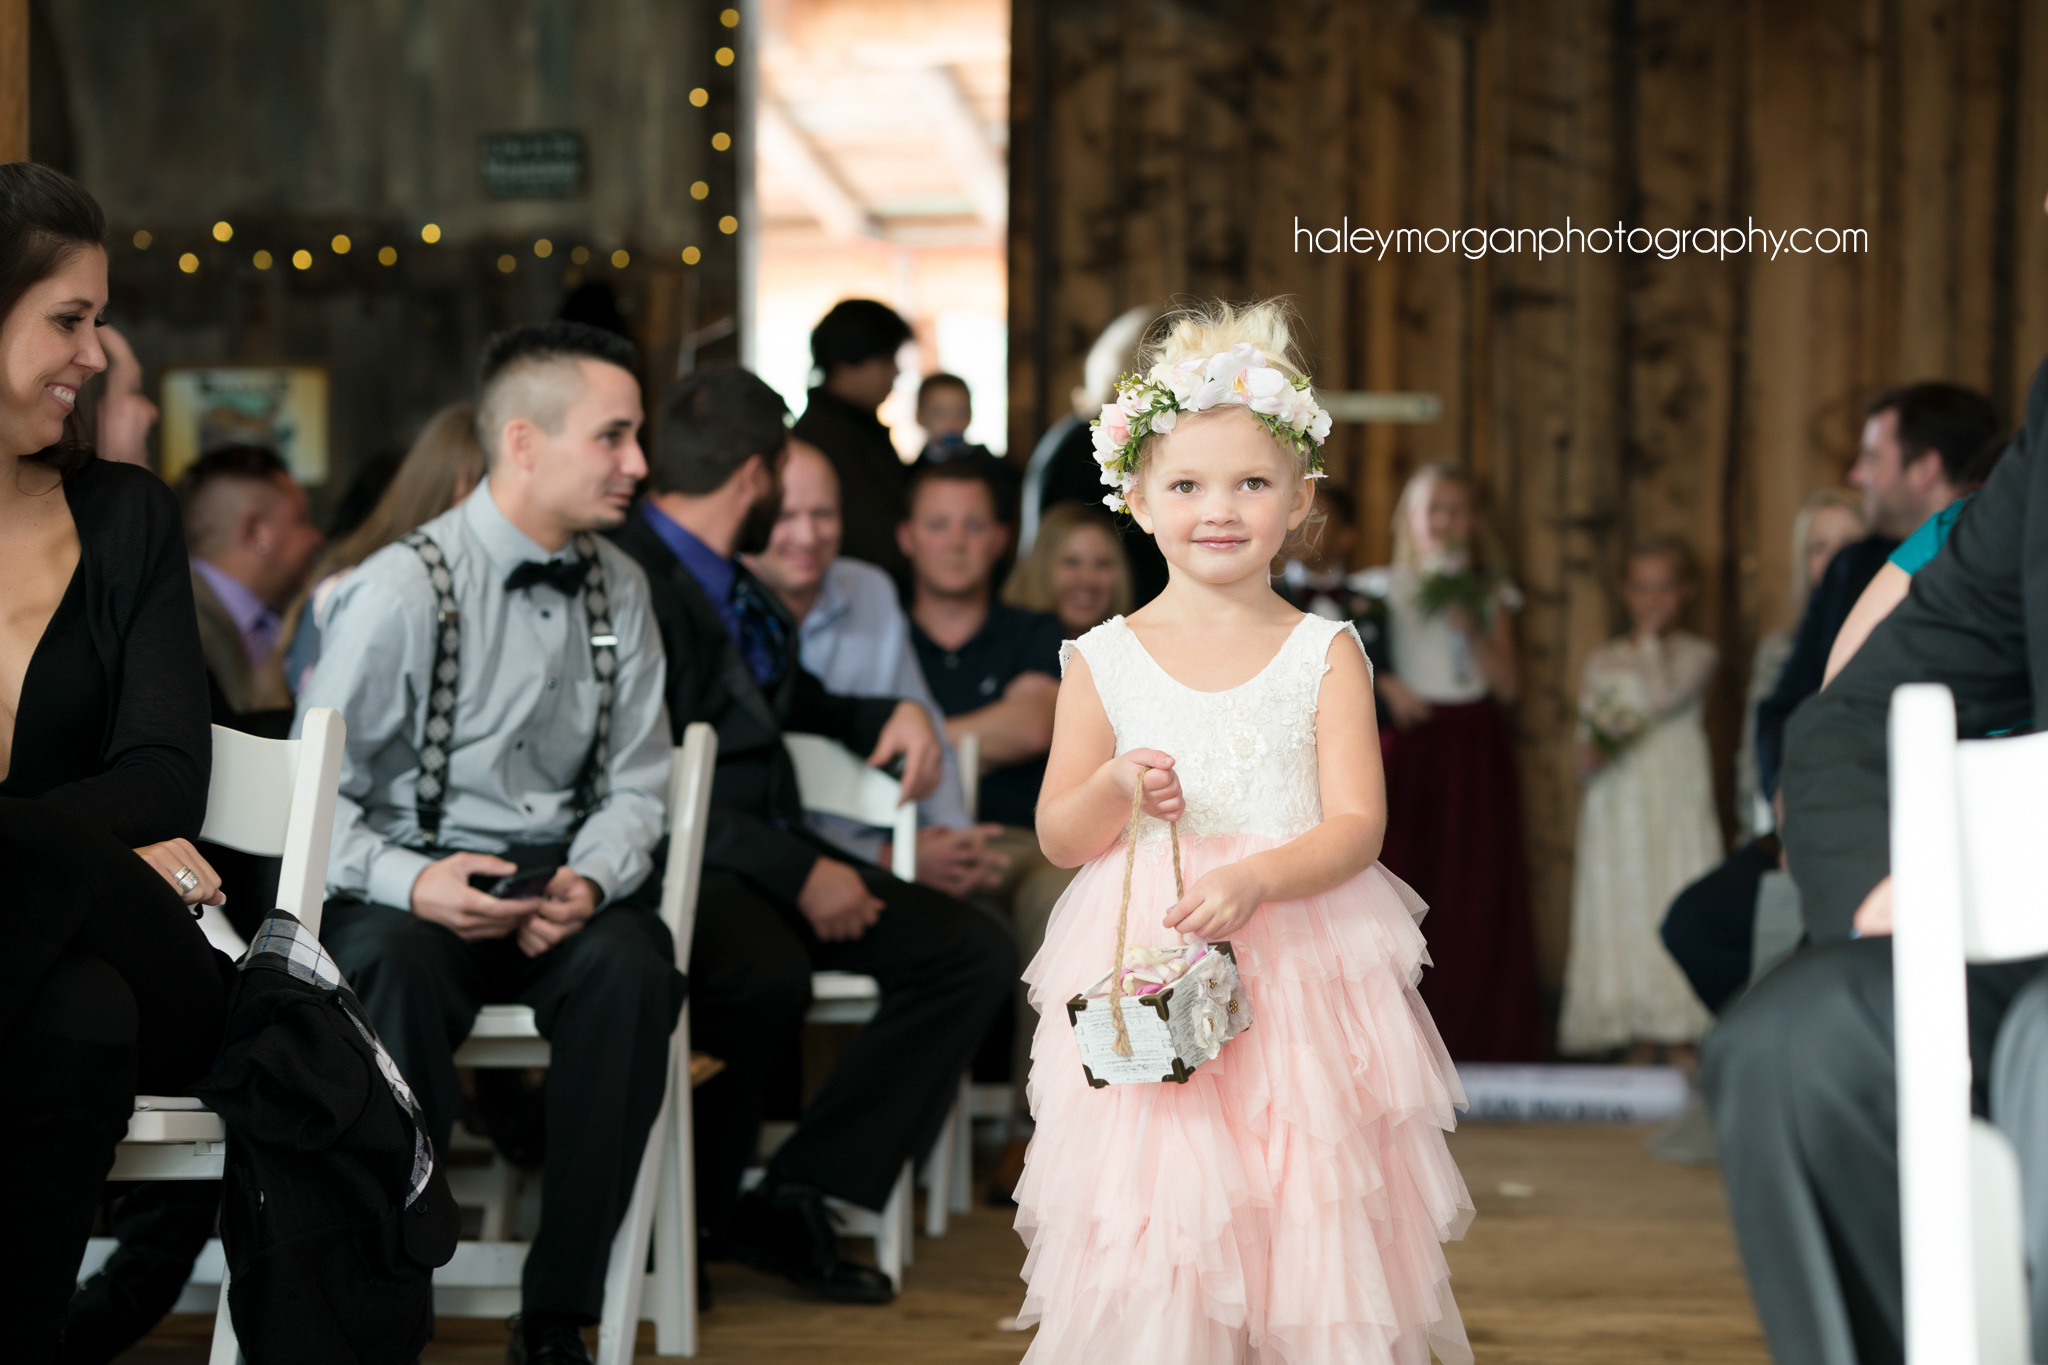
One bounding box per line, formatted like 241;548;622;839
1015;614;1474;1364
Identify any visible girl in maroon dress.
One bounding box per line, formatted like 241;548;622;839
1357;463;1543;1060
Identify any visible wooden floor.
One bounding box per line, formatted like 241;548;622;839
121;1124;1766;1364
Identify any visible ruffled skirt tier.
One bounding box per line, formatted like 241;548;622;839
1015;833;1474;1365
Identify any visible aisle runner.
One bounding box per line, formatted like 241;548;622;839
1455;1064;1690;1122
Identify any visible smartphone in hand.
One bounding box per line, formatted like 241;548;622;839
468;866;555;900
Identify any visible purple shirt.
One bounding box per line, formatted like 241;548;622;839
193;557;282;673
640;502;780;683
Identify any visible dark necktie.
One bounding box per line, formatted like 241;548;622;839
504;558;589;596
730;574;790;689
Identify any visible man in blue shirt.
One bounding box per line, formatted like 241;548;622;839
612;367;1013;1305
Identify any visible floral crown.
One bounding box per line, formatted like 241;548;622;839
1088;342;1334;513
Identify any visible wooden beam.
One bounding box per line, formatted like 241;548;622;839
755;93;878;241
0;0;26;163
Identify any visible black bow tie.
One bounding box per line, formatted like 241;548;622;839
504;557;590;596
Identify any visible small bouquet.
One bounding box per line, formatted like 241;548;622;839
1414;549;1500;624
1581;684;1648;764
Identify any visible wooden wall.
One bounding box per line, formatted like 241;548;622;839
34;0;741;511
1009;0;2048;988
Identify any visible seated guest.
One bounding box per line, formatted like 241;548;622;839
0;161;228;1363
1018;303;1169;604
746;437;1005;899
915;371;972;454
1002;500;1131;637
299;322;683;1365
792;299;915;591
1752;381;1998;802
176;444;324;719
282;402;486;694
1704;355;2048;1364
86;323;158;468
1823;429;2010;686
1660;489;1866;1016
612;367;1014;1305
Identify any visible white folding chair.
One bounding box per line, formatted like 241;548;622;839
1891;684;2042;1365
80;709;347;1365
951;731;1017;1154
435;722;718;1363
780;733;972;1274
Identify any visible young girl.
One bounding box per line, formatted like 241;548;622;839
1016;302;1472;1363
1558;537;1720;1060
1360;464;1542;1061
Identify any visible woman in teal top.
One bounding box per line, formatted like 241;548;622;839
1824;495;1972;684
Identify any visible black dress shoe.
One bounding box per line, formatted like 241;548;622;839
505;1313;593;1364
727;1183;897;1304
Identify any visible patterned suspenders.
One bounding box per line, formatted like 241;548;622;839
402;531;617;848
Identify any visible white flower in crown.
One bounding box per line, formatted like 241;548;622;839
1087;344;1332;513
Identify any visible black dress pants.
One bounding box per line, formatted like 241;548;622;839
320;898;685;1321
1703;939;2048;1365
688;863;1016;1242
0;799;228;1365
1661;838;1778;1015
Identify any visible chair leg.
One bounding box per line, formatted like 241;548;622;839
207;1262;242;1365
922;1100;955;1238
950;1073;973;1215
874;1163;911;1290
650;1035;697;1358
595;1077;674;1365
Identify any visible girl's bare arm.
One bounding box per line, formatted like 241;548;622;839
1034;649;1184;868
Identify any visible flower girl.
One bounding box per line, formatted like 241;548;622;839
1558;536;1719;1061
1014;301;1472;1364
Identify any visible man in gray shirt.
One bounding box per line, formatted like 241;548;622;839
298;322;682;1365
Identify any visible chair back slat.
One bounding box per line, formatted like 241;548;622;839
198;709;346;935
1955;728;2048;963
660;724;718;966
784;732;917;882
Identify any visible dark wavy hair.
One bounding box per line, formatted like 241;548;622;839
1;163;107;473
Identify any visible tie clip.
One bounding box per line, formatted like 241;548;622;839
590;633;619;648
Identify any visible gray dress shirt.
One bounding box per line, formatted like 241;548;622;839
295;481;672;911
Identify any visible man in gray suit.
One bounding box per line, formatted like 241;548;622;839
1704;356;2048;1364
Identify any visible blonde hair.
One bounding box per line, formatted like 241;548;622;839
1127;297;1321;487
1789;487;1865;619
1626;532;1697;587
1003;502;1132;624
1390;462;1507;573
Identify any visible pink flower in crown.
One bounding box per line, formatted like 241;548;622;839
1308;407;1333;443
1116;386;1148;418
1242;365;1295;419
1093;402;1131;459
1157;359;1205;406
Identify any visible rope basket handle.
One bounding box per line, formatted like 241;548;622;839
1109;773;1184;1057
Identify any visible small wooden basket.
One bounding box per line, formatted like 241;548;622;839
1067;783;1254;1087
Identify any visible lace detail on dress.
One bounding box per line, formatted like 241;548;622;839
1064;614;1361;843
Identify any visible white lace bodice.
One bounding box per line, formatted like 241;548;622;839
1061;614;1366;843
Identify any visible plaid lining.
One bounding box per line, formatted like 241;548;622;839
243;912;435;1208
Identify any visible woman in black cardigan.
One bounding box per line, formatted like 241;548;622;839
0;163;231;1360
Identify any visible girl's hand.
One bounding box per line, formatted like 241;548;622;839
1163;863;1266;940
1110;748;1184;822
1379;676;1434;730
133;838;225;907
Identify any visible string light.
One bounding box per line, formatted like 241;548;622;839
252;250;274;270
177;253;199;274
570;246;591;264
718;215;738;234
690;181;709;200
610;249;630;268
534;239;553;258
212;221;233;242
292;249;312;270
721;8;739;25
690;87;709;108
711;132;731;151
681;246;701;265
132;229;152;249
377;246;398;266
331;234;352;254
497;254;516;273
421;223;442;244
715;46;734;65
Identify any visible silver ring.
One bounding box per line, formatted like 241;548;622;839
174;865;200;895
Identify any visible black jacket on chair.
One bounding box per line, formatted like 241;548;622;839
193;914;459;1365
611;511;900;907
